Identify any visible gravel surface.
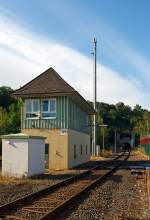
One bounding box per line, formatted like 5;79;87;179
2;153;147;220
0;175;65;206
0;170;88;206
0;157;112;206
57;153;150;220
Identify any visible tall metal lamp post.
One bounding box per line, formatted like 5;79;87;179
92;37;97;156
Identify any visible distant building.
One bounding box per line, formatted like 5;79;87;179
13;68;95;170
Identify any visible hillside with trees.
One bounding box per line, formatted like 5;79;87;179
0;86;149;150
0;86;21;135
96;102;148;147
0;86;21;153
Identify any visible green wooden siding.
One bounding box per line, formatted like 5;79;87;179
23;96;68;130
68;98;89;133
22;96;89;134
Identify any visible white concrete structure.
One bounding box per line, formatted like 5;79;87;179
2;133;46;178
68;129;91;168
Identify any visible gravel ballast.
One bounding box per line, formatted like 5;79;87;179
57;153;150;220
1;153;150;220
0;158;110;206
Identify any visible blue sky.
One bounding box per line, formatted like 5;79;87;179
0;0;150;108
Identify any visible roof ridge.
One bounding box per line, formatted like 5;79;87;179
13;67;95;114
50;67;76;92
13;67;75;94
14;67;53;93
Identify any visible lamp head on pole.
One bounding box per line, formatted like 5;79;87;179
98;124;108;128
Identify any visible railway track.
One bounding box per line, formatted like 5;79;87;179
0;152;130;220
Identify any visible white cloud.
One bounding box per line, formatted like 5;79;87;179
0;12;149;109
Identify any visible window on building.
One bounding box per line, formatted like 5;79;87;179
86;115;89;126
86;145;88;154
42;98;56;118
25;99;40;119
43;100;49;112
81;144;83;155
90;145;92;154
74;145;77;159
50;99;56;112
45;143;49;169
83;113;89;126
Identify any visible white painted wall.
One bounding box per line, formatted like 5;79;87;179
2;138;45;177
68;129;90;168
2;139;28;177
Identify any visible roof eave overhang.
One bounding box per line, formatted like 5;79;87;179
12;91;72;98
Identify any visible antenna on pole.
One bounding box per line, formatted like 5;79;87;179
92;37;97;156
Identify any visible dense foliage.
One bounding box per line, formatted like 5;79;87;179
0;86;21;135
93;102;148;148
0;86;21;153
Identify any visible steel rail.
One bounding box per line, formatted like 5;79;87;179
40;151;130;220
0;152;127;219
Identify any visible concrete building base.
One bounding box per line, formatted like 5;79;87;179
22;129;90;170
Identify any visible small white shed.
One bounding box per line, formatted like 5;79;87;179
2;133;46;178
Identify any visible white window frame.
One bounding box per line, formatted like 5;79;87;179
25;99;40;119
42;98;56;119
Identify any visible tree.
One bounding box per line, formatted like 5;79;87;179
0;107;9;134
0;87;21;154
0;103;20;135
0;86;16;110
94;101;150;148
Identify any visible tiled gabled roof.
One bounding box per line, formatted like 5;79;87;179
13;67;95;114
13;67;74;96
